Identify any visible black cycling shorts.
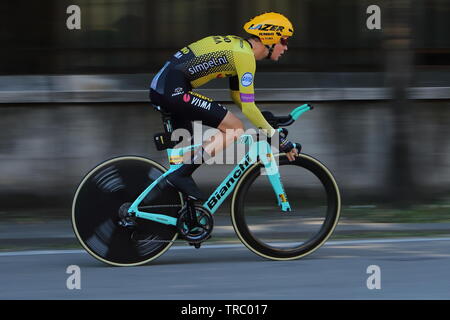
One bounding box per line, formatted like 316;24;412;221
149;64;228;133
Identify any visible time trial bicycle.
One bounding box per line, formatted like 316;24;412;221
72;103;341;266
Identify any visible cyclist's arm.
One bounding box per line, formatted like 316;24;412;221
231;52;276;137
229;76;245;109
229;77;242;106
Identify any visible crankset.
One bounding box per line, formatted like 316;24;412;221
177;204;214;247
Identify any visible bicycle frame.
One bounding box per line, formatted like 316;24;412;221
127;104;312;227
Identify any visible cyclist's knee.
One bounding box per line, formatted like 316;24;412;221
219;112;244;133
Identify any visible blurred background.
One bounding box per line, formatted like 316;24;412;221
0;0;449;222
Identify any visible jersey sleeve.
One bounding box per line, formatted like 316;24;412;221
229;76;242;105
232;51;276;137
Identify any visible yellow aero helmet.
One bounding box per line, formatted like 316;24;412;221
243;12;294;45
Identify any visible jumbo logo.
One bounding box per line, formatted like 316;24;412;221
249;24;285;32
183;94;191;102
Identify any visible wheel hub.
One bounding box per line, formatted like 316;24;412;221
118;202;137;228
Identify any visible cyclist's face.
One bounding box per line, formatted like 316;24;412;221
270;38;288;61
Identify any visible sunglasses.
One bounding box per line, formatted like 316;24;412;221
280;38;289;46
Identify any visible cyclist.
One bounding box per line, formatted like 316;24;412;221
150;12;297;201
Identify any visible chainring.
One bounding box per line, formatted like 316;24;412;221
176;205;214;243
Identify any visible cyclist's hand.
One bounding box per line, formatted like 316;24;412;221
286;147;298;161
279;132;298;161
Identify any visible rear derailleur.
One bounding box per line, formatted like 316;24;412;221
118;202;137;228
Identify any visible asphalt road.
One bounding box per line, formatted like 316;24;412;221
1;237;450;300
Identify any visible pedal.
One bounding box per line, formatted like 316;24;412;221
188;235;211;249
190;242;201;249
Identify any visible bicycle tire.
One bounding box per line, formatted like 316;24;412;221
72;156;182;266
231;153;341;260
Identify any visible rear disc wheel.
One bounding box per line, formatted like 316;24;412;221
72;156;182;266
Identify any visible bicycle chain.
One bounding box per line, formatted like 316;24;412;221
131;204;183;244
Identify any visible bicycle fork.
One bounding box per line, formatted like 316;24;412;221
262;153;292;212
249;138;292;212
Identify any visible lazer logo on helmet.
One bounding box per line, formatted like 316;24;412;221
249;24;285;32
188;56;229;75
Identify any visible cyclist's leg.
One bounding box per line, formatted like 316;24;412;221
150;72;210;199
161;91;231;200
150;71;243;200
175;91;244;161
151;68;243;150
150;69;194;136
202;110;244;160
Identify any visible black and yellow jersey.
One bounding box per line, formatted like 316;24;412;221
170;35;253;88
151;35;275;135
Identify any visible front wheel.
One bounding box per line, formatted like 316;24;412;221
231;153;341;260
72;156;183;266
